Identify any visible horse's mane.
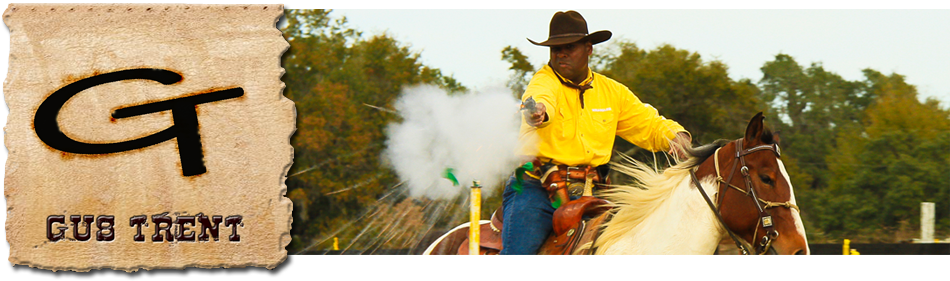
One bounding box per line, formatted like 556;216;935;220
591;140;729;254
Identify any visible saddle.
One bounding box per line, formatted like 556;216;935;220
533;163;607;206
457;196;611;255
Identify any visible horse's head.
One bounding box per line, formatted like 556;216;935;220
696;112;809;255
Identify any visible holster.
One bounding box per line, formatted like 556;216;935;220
528;160;609;208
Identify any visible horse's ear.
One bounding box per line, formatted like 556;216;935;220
744;112;766;146
773;130;782;146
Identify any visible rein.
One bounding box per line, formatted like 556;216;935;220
688;138;799;255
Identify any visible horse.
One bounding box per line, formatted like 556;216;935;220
423;112;809;255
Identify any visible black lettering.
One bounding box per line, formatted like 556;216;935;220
225;215;243;242
152;213;174;242
130;215;148;242
70;215;94;241
34;68;243;176
96;215;115;241
47;215;67;242
197;214;222;242
175;216;196;242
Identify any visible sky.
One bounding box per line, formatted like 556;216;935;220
331;9;950;105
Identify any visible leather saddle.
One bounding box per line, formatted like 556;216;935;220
457;196;611;255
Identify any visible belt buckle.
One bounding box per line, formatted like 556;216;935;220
566;166;582;183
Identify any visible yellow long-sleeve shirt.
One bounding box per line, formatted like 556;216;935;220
520;64;688;166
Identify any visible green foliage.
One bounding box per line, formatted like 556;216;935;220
501;45;536;98
586;41;762;170
758;55;871;241
281;9;467;253
594;42;763;145
759;54;950;242
818;71;950;241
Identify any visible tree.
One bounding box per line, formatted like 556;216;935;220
759;55;870;191
758;55;872;241
594;42;763;151
818;70;950;241
281;9;467;252
501;45;536;98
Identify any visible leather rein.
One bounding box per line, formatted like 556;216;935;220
688;138;799;255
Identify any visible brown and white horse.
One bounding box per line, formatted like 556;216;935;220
425;112;809;255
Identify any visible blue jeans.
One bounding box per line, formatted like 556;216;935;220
500;175;555;255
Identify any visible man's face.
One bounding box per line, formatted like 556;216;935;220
550;40;592;82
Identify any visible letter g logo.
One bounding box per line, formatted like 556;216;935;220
34;68;243;176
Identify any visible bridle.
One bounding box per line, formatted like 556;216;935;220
688;138;799;255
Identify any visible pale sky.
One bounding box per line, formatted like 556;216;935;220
332;9;950;105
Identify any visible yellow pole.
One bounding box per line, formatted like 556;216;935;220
469;180;482;255
333;237;339;251
842;239;850;255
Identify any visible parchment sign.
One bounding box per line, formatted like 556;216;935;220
3;4;293;271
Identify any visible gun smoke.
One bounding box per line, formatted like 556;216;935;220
383;85;536;200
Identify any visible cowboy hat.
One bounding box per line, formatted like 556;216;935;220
528;10;612;46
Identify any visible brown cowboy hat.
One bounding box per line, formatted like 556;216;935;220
528;10;612;46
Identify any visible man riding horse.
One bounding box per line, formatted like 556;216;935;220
502;10;692;254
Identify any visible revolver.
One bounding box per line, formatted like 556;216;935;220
520;97;539;116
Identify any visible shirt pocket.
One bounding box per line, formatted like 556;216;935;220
591;110;616;130
586;110;617;151
557;106;577;139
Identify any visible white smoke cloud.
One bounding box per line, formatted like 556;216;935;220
383;85;535;200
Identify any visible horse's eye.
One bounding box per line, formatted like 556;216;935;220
760;175;773;185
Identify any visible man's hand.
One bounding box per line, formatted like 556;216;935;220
524;102;547;127
668;132;692;161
